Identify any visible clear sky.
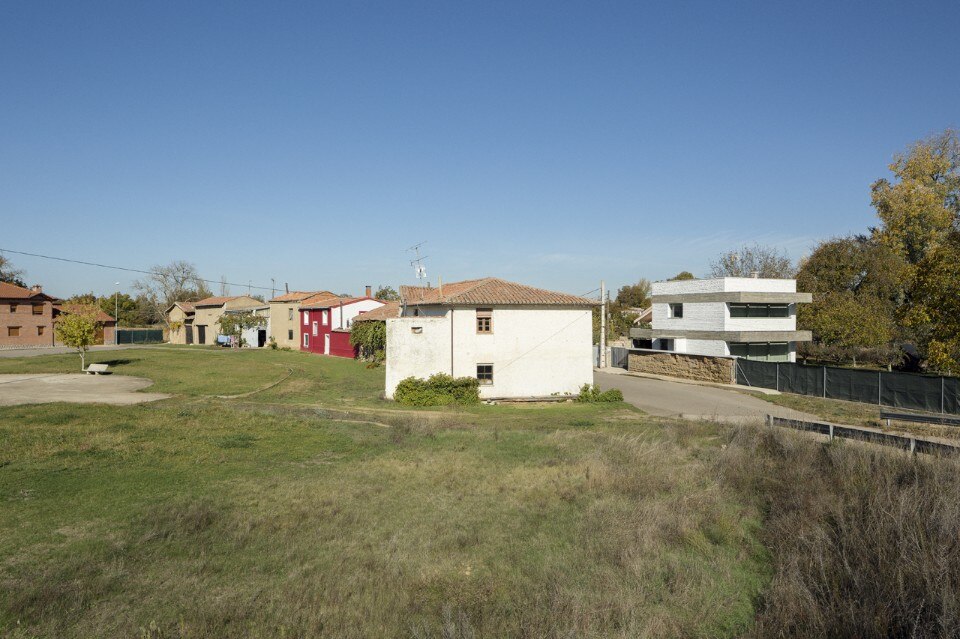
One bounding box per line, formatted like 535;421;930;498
1;1;957;299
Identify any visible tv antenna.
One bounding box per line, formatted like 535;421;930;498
408;241;428;282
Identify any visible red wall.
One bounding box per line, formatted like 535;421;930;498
299;309;358;358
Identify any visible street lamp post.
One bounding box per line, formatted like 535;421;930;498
114;282;120;345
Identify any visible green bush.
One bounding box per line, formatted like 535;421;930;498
576;384;624;403
394;374;481;406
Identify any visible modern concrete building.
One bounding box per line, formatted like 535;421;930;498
385;278;597;399
630;277;812;362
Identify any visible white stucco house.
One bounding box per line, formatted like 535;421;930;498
630;277;812;362
224;305;271;348
385;278;597;399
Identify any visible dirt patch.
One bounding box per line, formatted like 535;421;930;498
0;374;169;406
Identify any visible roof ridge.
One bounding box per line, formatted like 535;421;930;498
441;277;493;302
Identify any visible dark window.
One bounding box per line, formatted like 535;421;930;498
288;329;294;340
32;304;43;315
729;303;790;318
477;308;492;333
9;304;17;313
477;364;493;385
8;326;20;337
37;326;45;336
669;303;683;318
728;341;790;362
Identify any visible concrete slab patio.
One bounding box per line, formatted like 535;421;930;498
0;374;169;406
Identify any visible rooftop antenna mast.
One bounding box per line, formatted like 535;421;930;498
408;241;429;284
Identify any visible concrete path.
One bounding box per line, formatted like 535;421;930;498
0;374;169;406
594;369;819;423
0;344;151;358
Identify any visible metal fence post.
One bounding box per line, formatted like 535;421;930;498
776;363;780;392
822;366;827;398
878;371;882;407
829;423;834;441
942;377;946;414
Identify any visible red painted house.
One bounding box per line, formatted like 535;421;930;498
299;291;385;358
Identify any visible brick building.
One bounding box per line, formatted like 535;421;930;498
0;282;59;347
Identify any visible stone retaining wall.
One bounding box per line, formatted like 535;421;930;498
627;351;735;384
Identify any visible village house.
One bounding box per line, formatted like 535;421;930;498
224;304;271;347
384;278;597;399
268;290;334;349
184;295;264;345
630;276;812;362
0;282;59;347
165;302;196;344
299;288;384;357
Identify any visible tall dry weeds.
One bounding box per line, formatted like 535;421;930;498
719;426;960;638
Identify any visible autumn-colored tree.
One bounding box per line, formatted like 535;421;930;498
710;244;796;278
871;129;960;269
55;308;100;371
615;279;651;308
905;232;960;373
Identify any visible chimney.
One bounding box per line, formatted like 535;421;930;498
31;284;42;293
365;285;372;298
750;271;760;279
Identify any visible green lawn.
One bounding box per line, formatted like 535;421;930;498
0;347;768;638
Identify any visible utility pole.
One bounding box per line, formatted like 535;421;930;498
599;280;607;368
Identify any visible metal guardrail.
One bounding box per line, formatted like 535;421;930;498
880;410;960;428
768;415;960;457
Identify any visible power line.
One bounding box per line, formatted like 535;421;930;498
0;247;277;292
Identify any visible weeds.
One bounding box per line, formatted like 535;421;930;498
720;425;960;637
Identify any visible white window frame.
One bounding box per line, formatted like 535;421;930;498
288;307;294;321
303;333;309;347
321;310;329;325
303;311;309;325
312;321;318;336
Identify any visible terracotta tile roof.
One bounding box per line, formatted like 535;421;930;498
194;296;238;307
300;294;366;310
399;278;597;307
0;281;58;301
269;290;333;303
54;303;115;323
352;301;400;322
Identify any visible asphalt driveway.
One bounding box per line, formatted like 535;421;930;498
594;369;818;422
0;374;169;406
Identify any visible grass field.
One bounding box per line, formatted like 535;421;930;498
0;347;768;638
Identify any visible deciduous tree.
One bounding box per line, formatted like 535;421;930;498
374;286;400;301
710;244;796;278
55;308;100;371
217;311;261;348
669;271;696;281
615;279;651;308
134;261;212;327
0;254;26;287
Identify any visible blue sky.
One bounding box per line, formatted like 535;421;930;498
1;1;957;299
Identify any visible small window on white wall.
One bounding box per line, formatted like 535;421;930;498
668;303;683;318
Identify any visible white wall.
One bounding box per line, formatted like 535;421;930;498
331;299;384;329
385;306;593;399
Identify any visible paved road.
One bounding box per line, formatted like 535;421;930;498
0;344;148;358
0;374;169;406
594;369;818;422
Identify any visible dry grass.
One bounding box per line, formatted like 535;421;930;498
0;348;767;638
719;425;960;637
